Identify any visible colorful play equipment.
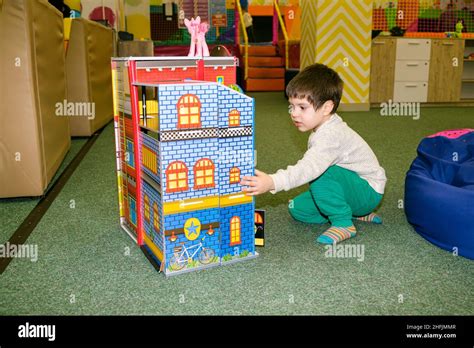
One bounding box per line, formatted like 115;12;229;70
405;129;474;260
373;0;474;35
148;1;474;95
149;0;300;91
235;0;300;91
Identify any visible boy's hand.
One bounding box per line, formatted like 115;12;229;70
241;169;275;196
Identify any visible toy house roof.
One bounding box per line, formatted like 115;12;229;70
112;56;235;63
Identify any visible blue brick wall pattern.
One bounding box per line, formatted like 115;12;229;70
141;133;161;185
219;203;255;258
161;138;220;202
158;84;219;131
216;85;253;128
141;180;164;254
132;80;256;274
218;136;254;196
164;208;220;271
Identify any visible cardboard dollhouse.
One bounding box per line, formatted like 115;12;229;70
111;57;257;275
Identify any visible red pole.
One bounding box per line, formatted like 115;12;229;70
128;60;144;246
273;0;279;45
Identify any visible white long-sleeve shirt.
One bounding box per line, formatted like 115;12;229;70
269;114;387;194
243;12;253;28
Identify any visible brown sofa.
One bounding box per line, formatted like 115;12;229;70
66;18;114;136
0;0;71;198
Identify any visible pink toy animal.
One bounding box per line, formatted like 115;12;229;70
184;16;210;57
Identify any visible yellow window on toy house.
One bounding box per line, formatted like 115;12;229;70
153;203;159;232
166;161;188;193
229;109;240;127
144;195;150;222
177;94;201;129
142;146;157;174
230;167;240;184
230;216;241;246
194;158;215;189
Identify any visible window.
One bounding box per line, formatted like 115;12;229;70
129;196;137;227
142;146;157;174
177;94;201;129
230;167;240;184
153;203;159;232
166;161;189;193
125;139;135;169
229;109;240;127
255;212;263;224
230;216;241;246
144;195;150;222
194;158;215;189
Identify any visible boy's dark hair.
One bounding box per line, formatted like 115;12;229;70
286;63;344;114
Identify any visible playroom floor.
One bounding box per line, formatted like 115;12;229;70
1;92;473;315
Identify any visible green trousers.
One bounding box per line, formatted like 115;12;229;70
289;165;383;228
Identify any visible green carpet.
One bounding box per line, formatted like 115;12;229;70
1;93;473;315
0;138;87;245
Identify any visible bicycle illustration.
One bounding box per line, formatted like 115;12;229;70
169;235;215;271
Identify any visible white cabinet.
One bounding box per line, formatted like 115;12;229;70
395;60;430;81
396;39;432;60
394;82;428;102
393;39;431;102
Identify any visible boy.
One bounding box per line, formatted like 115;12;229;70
242;6;255;43
241;63;386;244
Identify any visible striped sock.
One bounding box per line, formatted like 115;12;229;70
354;213;382;224
316;225;357;244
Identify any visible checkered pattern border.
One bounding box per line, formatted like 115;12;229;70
159;128;218;142
219;127;252;138
158;127;253;142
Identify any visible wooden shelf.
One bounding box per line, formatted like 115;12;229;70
462;79;474;83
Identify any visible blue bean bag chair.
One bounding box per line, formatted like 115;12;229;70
405;129;474;260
